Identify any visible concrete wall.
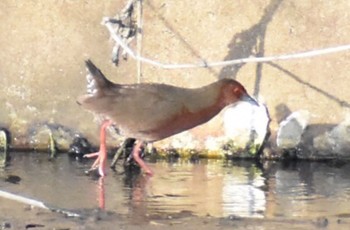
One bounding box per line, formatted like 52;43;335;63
1;0;349;158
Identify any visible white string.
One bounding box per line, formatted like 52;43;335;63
0;189;81;217
102;17;350;69
0;190;48;209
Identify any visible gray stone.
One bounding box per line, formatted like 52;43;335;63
313;116;350;157
276;110;310;149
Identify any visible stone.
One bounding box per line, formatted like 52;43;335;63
222;100;270;156
313;115;350;157
276;110;310;149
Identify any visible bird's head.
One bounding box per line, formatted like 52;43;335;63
220;79;258;107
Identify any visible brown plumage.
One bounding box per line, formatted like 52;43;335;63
78;60;257;176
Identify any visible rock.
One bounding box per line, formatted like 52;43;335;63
222;100;270;157
4;175;21;184
276;110;310;149
313;116;350;157
28;122;79;151
68;135;95;159
1;221;11;229
314;217;328;228
169;131;199;150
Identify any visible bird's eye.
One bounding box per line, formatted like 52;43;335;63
233;87;242;95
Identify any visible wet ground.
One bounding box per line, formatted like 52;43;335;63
1;153;350;229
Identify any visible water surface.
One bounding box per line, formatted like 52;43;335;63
1;153;350;223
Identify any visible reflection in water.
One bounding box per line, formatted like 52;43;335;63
222;163;266;218
268;161;350;218
98;177;105;210
1;153;350;221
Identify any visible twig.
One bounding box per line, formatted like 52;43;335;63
102;17;350;69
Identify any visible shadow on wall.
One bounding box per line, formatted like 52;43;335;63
268;62;350;108
275;103;292;123
218;0;283;97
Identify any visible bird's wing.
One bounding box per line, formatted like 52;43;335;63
105;84;189;128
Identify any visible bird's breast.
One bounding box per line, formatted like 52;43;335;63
117;103;222;142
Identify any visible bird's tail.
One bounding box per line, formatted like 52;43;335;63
84;59;112;93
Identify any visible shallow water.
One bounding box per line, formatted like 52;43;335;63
1;153;350;224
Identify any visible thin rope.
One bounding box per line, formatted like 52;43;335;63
0;189;81;217
102;17;350;69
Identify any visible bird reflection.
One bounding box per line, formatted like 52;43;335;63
96;164;150;214
98;177;105;209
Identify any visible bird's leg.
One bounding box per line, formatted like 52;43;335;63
132;141;153;176
84;120;113;177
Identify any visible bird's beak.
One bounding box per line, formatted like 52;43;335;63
241;94;259;106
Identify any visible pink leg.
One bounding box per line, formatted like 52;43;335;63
84;120;113;177
132;141;153;176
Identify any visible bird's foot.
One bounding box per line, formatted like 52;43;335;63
84;151;106;177
143;167;153;176
83;120;112;177
132;142;154;176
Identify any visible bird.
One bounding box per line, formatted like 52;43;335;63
77;60;258;177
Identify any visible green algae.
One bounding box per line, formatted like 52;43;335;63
149;139;262;160
48;131;57;158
